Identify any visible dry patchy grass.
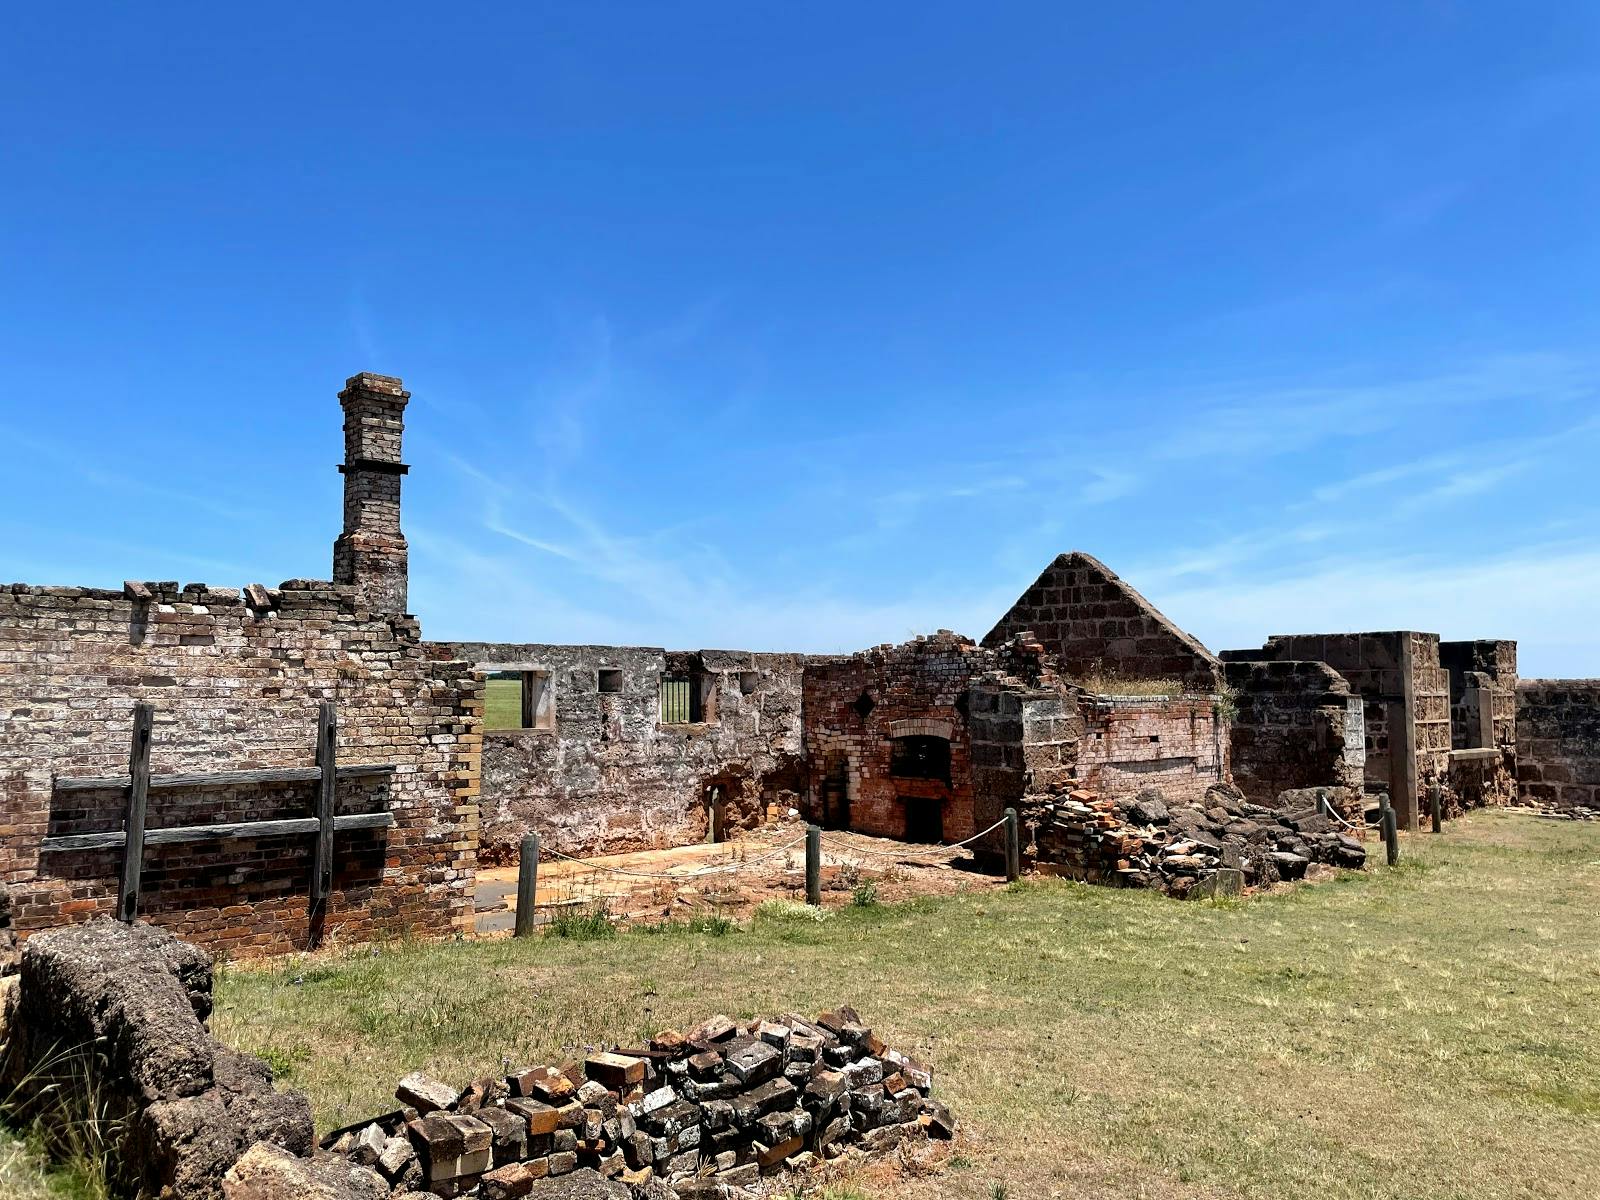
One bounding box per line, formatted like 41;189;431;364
215;812;1600;1199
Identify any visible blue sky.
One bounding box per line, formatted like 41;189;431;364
2;4;1597;676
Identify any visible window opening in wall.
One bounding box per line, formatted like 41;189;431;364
598;668;623;694
739;670;760;695
890;735;951;783
484;670;523;730
660;674;702;724
484;670;554;731
852;690;876;719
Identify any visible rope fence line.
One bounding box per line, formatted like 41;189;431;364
816;814;1009;862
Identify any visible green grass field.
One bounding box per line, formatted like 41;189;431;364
209;811;1600;1198
483;674;523;730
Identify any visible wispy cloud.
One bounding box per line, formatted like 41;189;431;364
1159;541;1600;678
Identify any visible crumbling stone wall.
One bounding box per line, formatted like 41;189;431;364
1223;632;1451;829
1072;694;1228;806
1516;680;1600;813
437;642;806;860
1223;659;1365;813
1440;639;1518;752
804;633;1227;850
983;552;1224;693
802;633;983;842
0;919;318;1200
0;374;480;953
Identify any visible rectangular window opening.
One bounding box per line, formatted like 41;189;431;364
660;674;702;724
598;668;624;694
485;670;555;731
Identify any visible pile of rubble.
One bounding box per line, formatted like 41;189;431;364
1022;783;1367;897
324;1006;953;1199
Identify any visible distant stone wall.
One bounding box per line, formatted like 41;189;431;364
0;919;316;1200
1516;680;1600;812
983;552;1223;693
1223;659;1365;813
440;642;807;860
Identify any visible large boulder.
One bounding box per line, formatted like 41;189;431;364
223;1142;388;1200
1;919;313;1200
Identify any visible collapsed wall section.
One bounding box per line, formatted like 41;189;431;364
439;642;806;859
982;551;1223;693
1516;680;1600;814
1222;632;1450;828
1223;659;1365;813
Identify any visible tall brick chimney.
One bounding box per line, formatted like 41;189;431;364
333;372;410;614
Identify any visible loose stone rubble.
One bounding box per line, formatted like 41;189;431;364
323;1007;952;1198
1023;783;1367;897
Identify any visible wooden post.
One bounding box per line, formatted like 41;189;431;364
311;702;337;910
1430;780;1443;834
1004;807;1021;882
514;832;540;938
116;703;154;923
805;825;821;907
1378;791;1399;866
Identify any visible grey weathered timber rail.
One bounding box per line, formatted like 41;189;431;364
53;762;395;792
40;703;396;941
40;811;395;853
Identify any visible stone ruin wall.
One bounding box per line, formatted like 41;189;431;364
1072;694;1228;807
1222;659;1366;814
982;551;1224;694
801;633;982;843
0;581;480;954
1223;632;1452;827
1515;680;1600;814
802;633;1229;854
0;374;480;955
437;641;807;861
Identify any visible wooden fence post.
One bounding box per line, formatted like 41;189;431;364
515;832;541;938
116;703;154;923
805;825;821;906
311;702;337;912
1004;808;1021;882
1430;781;1443;834
1378;791;1400;866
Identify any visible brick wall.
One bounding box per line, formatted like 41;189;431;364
436;642;807;859
1073;694;1228;806
0;582;479;954
1223;659;1365;813
983;552;1223;693
1223;631;1449;828
0;373;480;955
1516;680;1600;812
1440;639;1518;751
801;633;986;842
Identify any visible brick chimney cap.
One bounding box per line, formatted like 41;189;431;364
342;372;408;396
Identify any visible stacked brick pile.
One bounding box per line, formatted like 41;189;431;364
325;1006;953;1198
1022;783;1367;896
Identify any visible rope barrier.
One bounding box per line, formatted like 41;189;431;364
816;814;1009;862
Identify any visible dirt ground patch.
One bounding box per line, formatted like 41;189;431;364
473;823;1007;933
